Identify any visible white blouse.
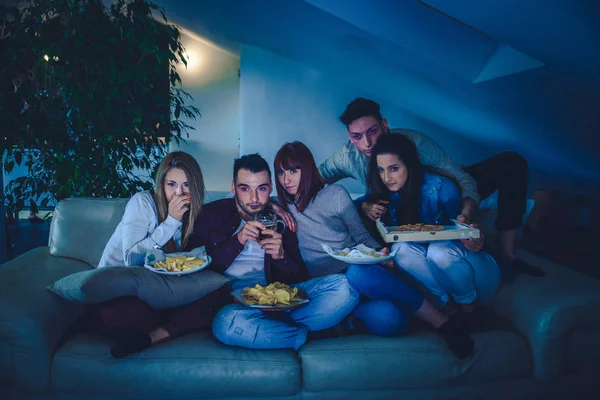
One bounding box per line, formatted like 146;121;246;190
98;191;182;268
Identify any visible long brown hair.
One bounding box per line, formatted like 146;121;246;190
154;151;205;251
274;141;325;212
367;134;424;225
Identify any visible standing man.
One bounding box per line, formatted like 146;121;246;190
318;98;543;281
187;154;358;350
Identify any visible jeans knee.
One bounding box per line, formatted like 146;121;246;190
328;273;360;302
307;274;359;320
393;242;420;254
346;264;367;293
393;243;426;265
427;242;463;268
345;264;361;284
212;306;234;344
364;301;410;337
212;305;256;346
318;272;347;287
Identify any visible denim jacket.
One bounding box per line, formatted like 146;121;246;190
388;173;461;225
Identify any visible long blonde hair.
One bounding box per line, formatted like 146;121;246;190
154;151;205;252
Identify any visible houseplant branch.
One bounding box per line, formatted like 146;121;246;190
0;0;200;213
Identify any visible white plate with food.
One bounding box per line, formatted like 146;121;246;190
143;247;211;275
232;283;309;312
321;243;397;265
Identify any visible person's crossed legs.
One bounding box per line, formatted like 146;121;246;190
212;274;359;350
345;263;474;359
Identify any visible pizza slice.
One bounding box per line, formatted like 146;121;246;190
421;224;444;231
391;223;443;232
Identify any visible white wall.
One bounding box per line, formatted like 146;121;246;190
170;30;240;196
239;45;488;196
239;45;600;203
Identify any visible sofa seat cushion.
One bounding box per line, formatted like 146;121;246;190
0;247;89;393
51;332;301;398
298;329;531;392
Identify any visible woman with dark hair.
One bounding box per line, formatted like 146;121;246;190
274;141;474;359
367;134;501;327
82;151;229;358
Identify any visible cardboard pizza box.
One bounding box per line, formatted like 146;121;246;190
376;219;480;243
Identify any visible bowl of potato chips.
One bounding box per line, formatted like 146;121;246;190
144;247;211;275
232;282;309;311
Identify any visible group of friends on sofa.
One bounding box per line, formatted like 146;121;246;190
72;98;544;360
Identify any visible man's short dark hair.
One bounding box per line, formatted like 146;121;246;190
339;98;383;127
233;153;271;181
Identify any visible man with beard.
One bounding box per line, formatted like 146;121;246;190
187;154;358;350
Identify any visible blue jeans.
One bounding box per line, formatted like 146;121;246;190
346;264;425;337
212;274;359;350
392;241;501;306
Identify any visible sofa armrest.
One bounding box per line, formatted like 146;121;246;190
492;250;600;381
0;247;89;394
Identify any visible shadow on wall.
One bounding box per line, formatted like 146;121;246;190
172;30;240;193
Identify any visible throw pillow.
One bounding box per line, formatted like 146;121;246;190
48;266;230;309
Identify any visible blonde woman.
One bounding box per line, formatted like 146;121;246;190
99;151;204;267
86;151;228;357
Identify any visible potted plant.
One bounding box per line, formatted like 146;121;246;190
0;0;199;216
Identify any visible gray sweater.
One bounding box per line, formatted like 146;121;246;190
284;184;381;277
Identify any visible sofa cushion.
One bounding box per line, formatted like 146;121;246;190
298;329;531;392
0;247;88;394
49;198;129;267
47;265;229;309
51;332;301;398
491;250;600;381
